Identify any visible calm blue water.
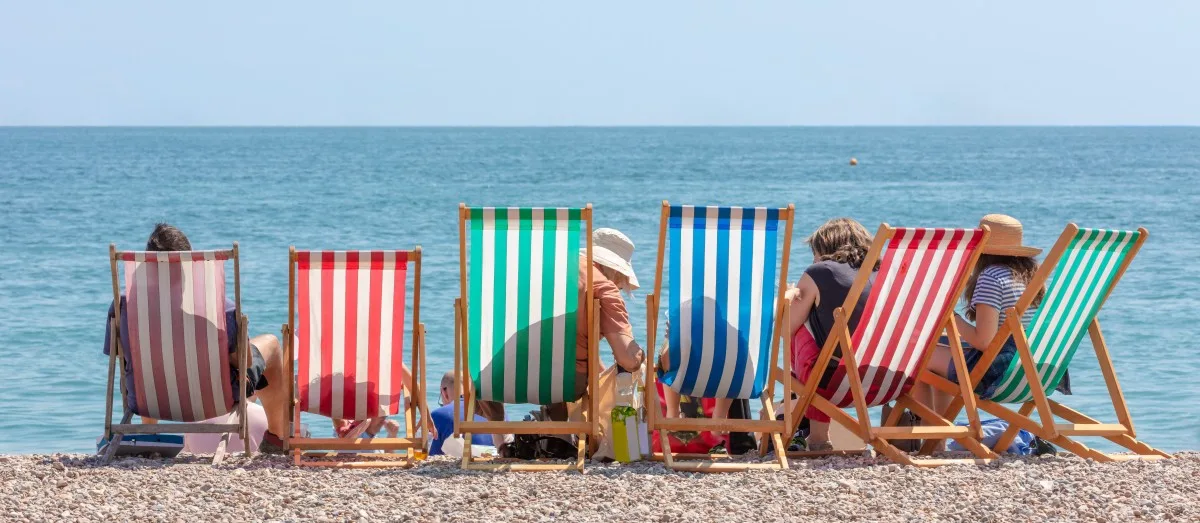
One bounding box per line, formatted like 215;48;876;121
1;127;1197;454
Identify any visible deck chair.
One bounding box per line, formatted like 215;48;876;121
454;205;598;471
283;249;432;467
103;245;250;465
920;225;1170;461
774;225;1002;467
644;203;796;472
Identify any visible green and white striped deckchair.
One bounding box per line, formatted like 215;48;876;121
924;224;1170;461
453;204;598;471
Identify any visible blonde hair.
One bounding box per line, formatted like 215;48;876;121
806;218;875;270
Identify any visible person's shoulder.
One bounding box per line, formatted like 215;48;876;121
805;260;840;276
592;267;620;295
807;260;857;281
980;265;1014;283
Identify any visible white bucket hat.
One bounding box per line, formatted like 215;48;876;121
585;228;640;291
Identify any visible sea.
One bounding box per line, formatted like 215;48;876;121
1;127;1197;454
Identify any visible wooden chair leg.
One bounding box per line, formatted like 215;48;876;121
575;434;587;471
659;429;675;468
1104;434;1171;458
992;402;1035;453
102;433;123;464
213;432;230;466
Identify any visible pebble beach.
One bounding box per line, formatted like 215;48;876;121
1;453;1196;522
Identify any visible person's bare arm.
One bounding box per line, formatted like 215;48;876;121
784;274;819;339
954;304;1000;350
606;331;645;373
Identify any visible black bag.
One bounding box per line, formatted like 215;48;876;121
500;434;578;460
880;404;921;452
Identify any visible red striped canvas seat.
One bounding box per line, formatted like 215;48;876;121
295;251;409;420
823;228;985;408
118;250;235;422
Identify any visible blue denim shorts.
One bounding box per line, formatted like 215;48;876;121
941;336;1016;400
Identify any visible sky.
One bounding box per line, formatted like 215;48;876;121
1;1;1198;126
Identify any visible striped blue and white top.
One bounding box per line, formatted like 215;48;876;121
972;265;1037;328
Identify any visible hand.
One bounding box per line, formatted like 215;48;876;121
784;284;801;302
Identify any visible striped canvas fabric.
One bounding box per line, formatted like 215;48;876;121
662;205;784;400
296;251;409;420
989;228;1141;404
467;207;583;405
825;228;984;407
119;251;235;422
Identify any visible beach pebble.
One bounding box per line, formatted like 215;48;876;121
0;452;1194;521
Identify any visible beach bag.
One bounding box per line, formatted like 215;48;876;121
880;404;921;452
947;418;1036;455
649;381;724;454
593;367;650;462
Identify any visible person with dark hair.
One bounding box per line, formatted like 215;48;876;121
102;223;291;453
780;217;878;450
916;214;1066;450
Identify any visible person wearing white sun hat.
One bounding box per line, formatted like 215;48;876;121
589;228;641;293
539;228;647;422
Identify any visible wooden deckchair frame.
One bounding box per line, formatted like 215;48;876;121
643;202;796;472
453;204;598;472
283;247;433;468
919;224;1170;461
770;224;1000;467
103;243;250;466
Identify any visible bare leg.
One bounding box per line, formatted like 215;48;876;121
807;420;831;446
249;334;289;438
663;387;682;418
476;400;507;448
711;398;732;436
919;345;954;451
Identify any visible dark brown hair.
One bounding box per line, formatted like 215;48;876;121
806;218;875;270
146;223;191;252
963;254;1045;321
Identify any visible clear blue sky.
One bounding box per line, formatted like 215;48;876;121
2;1;1198;125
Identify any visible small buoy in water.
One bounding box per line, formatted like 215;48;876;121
849;157;858;166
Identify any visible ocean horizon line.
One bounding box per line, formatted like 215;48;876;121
2;124;1199;129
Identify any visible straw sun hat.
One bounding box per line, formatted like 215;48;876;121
979;214;1042;257
585;228;640;291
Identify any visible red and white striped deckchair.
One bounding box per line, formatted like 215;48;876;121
103;244;250;465
284;248;431;468
779;224;1000;466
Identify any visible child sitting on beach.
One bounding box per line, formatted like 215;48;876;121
781;218;878;451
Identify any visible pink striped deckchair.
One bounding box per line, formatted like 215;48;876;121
777;225;1001;466
103;244;250;465
284;248;431;468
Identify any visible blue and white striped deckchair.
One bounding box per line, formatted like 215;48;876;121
645;202;795;471
922;224;1171;461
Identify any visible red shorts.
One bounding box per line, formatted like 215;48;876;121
791;326;833;423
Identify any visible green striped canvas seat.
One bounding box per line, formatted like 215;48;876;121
466;207;585;405
989;228;1143;404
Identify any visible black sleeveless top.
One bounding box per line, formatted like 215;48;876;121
805;260;874;349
